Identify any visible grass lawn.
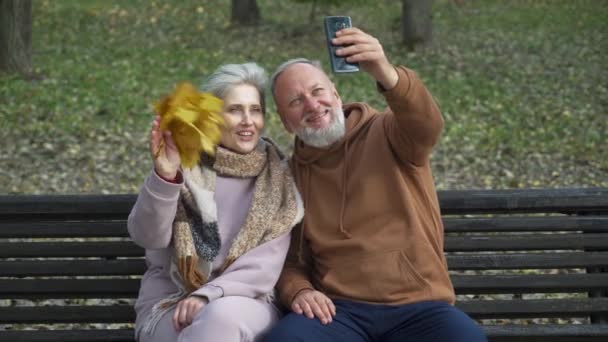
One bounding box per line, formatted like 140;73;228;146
1;0;606;194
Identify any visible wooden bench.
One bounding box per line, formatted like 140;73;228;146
1;188;607;342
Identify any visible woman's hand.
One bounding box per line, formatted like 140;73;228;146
150;115;180;179
172;295;207;332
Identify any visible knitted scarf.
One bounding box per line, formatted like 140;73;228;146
142;138;303;335
174;137;302;292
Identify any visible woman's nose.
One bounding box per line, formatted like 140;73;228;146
241;111;253;125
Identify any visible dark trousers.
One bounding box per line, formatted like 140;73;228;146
265;299;486;342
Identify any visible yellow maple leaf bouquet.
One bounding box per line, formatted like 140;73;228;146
155;82;224;168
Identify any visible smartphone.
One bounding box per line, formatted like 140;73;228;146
324;16;359;73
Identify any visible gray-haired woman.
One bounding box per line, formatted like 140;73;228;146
129;62;303;342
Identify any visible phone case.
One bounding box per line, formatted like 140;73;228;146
324;16;359;73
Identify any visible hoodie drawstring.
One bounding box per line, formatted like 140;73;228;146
338;140;352;238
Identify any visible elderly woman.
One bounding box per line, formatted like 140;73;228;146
129;63;303;342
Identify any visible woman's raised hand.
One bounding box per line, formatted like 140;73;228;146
150;116;181;179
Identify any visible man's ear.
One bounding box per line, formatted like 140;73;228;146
277;111;294;133
272;93;294;133
332;84;342;106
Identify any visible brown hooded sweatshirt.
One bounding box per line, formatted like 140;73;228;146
277;66;455;307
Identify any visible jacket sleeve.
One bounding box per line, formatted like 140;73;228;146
127;170;182;249
275;223;315;308
382;66;445;167
191;231;292;302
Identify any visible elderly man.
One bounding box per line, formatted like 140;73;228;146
264;27;486;342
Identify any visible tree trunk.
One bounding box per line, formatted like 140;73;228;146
401;0;433;51
0;0;32;74
308;0;318;24
231;0;261;26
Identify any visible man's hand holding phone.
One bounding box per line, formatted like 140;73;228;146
331;26;399;90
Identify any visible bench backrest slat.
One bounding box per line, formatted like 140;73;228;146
452;274;608;293
439;188;608;214
445;233;608;251
444;216;608;233
0;305;134;324
458;298;608;318
0;259;145;277
447;252;608;269
0;279;140;299
1;188;607;216
0;220;128;238
0;241;142;258
0;329;135;342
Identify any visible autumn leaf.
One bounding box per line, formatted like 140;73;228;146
155;82;224;168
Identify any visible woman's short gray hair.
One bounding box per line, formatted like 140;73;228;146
201;62;268;113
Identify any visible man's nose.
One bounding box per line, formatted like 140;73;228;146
303;96;319;112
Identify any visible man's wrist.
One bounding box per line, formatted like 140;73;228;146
374;64;399;91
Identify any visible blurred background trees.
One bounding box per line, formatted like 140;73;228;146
0;0;32;75
231;0;260;26
1;0;606;194
401;0;433;51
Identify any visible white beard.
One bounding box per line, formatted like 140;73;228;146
295;107;346;148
